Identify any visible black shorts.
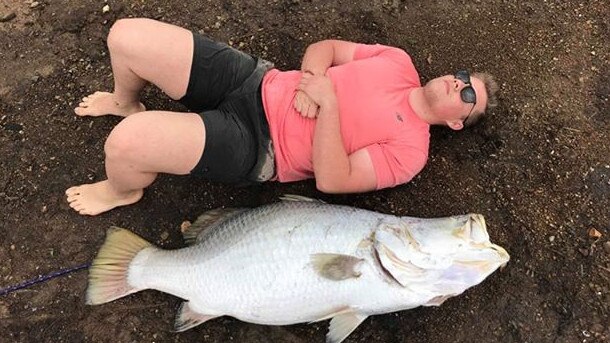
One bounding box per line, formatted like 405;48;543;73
179;33;274;184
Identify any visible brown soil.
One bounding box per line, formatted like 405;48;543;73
1;0;608;342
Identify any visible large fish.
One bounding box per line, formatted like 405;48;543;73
87;196;509;343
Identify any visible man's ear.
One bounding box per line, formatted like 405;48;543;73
447;120;464;131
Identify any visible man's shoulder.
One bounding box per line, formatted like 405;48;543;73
351;46;420;87
360;44;419;84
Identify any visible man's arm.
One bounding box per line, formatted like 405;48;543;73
300;40;359;75
313;98;378;193
298;74;377;193
295;40;359;119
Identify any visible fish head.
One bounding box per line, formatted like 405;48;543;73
374;214;509;299
402;213;508;256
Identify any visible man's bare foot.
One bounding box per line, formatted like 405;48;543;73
66;180;144;216
74;91;146;117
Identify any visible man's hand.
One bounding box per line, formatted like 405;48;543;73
294;90;319;119
297;73;337;109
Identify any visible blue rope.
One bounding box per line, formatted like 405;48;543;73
0;262;91;297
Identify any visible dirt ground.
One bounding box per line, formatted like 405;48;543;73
0;0;608;342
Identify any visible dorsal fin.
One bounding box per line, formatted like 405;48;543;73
182;208;247;245
280;194;325;203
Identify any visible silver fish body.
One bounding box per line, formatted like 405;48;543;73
88;197;509;343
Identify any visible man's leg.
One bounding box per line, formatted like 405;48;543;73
66;110;205;215
67;19;199;215
75;18;193;116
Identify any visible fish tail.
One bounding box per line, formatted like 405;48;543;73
86;227;154;305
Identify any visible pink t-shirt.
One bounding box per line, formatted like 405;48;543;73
261;44;430;190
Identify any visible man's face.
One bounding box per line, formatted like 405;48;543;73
423;73;488;130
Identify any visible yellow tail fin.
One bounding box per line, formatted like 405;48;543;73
86;227;153;305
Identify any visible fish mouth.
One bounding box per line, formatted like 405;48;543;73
452;214;489;243
467;214;511;266
490;244;511;266
454;214;510;266
468;214;489;242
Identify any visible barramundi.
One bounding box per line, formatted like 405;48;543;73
87;196;509;343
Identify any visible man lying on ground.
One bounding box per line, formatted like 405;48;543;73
66;18;498;216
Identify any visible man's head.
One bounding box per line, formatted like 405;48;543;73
422;71;498;130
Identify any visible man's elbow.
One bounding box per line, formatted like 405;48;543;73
315;179;344;194
316;178;374;194
307;40;331;52
312;39;335;47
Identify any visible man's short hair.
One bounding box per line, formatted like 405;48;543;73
465;72;499;127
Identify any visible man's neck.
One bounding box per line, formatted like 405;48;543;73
409;87;440;125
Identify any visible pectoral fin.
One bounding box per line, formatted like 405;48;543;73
327;312;368;343
311;253;364;281
173;301;219;332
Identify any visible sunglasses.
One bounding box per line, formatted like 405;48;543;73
454;70;477;124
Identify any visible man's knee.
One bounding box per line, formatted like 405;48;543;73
107;18;153;54
104;112;147;161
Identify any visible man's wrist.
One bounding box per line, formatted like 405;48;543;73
302;68;326;76
319;96;338;111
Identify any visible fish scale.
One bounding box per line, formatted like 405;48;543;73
87;198;509;343
130;202;390;322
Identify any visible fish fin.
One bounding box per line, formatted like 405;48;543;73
280;194;325;203
424;294;456;306
309;306;354;323
326;312;368;343
86;227;153;305
311;253;364;281
173;301;219;332
183;208;247;245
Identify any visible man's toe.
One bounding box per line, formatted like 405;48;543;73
91;91;108;99
80;207;99;216
74;107;89;116
66;186;81;195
